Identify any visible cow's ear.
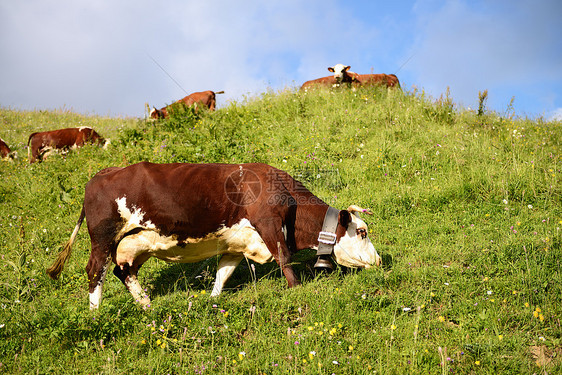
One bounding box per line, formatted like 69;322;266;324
344;65;351;72
338;210;351;228
328;67;335;72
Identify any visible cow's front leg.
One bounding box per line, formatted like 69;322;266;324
211;253;244;297
278;245;299;288
113;264;151;308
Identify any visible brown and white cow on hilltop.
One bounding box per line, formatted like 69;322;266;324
47;162;382;309
328;63;401;89
27;127;108;163
1;138;16;160
150;90;225;119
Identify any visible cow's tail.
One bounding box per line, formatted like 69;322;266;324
215;91;225;94
27;133;37;162
27;133;37;147
46;205;86;279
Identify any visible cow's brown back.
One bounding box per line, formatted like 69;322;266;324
300;76;338;91
355;73;400;88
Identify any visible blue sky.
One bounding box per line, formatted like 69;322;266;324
1;0;560;120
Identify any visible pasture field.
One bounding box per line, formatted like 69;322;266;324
0;87;561;374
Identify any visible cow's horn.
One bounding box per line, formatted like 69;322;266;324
347;205;373;215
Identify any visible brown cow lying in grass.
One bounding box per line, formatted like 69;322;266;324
329;63;401;89
301;64;400;91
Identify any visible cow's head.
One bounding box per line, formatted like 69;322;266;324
332;205;381;268
328;64;351;84
150;107;164;119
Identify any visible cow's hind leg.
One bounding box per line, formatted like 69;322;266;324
86;245;112;310
113;263;151;308
211;254;244;297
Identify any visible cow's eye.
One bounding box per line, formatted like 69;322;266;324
357;228;367;239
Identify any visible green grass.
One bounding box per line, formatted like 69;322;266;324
1;86;561;374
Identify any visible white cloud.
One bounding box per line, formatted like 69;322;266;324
408;0;562;114
1;0;560;118
0;0;384;116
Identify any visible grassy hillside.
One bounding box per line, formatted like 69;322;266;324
0;86;561;374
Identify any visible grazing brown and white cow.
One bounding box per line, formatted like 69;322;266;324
150;90;225;119
47;162;382;309
27;127;107;163
1;138;15;160
328;64;401;89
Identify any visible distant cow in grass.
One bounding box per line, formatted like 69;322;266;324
329;64;401;89
27;127;108;163
1;138;16;160
150;90;225;119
